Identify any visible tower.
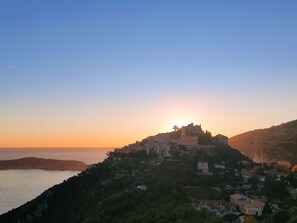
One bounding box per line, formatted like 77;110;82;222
181;127;186;138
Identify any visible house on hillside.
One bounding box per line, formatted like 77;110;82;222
214;164;226;169
197;161;210;175
230;193;265;216
136;185;147;191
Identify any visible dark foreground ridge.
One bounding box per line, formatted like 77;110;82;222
0;157;88;171
0;124;262;223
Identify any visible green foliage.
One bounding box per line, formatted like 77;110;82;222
288;216;297;223
289;175;297;187
255;166;264;176
289;206;297;218
248;176;258;190
262;202;272;215
0;145;256;223
272;210;289;223
265;177;290;201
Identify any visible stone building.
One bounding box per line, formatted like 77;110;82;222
180;127;199;146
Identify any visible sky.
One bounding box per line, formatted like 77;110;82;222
1;1;297;148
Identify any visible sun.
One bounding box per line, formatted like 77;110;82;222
163;116;195;132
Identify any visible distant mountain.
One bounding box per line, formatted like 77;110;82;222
0;157;87;171
229;119;297;166
0;124;250;223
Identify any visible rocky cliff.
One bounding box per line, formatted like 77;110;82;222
229;119;297;165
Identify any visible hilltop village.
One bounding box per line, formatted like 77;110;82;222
115;123;228;157
110;124;297;223
2;124;297;223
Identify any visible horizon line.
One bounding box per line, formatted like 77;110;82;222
0;146;118;150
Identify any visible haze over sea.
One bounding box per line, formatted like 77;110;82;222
0;148;112;214
0;147;112;164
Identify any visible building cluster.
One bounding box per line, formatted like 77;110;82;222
115;123;229;157
197;161;228;176
193;158;297;222
230;194;265;216
178;123;228;146
191;199;232;217
112;123;297;221
180;126;199;146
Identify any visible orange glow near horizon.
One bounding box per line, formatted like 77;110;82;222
0;115;199;148
0;132;139;149
0;138;124;149
2;2;297;150
1;93;296;148
0;110;282;148
0;117;293;148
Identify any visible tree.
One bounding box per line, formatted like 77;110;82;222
173;125;179;131
262;202;272;215
222;214;239;222
265;179;290;201
273;210;289;223
288;174;297;187
288;216;297;223
289;206;297;218
255;166;264;176
248;176;259;190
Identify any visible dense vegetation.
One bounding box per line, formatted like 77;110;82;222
2;143;297;223
0;145;249;223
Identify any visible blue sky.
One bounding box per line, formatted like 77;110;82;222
1;1;297;147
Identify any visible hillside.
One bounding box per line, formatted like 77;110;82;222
0;157;88;171
0;124;251;223
229;119;297;165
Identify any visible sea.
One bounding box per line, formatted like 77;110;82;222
0;148;113;214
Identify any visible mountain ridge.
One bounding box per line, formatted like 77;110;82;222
229;119;297;165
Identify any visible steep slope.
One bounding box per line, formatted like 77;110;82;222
229;119;297;165
0;126;251;223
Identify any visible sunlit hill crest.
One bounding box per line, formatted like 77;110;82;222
115;123;229;157
0;122;250;223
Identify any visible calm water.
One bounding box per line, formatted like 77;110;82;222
0;169;78;214
0;148;113;214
